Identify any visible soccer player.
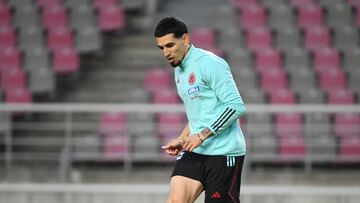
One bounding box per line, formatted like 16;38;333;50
154;17;246;203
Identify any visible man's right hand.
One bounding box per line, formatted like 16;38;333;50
161;139;184;156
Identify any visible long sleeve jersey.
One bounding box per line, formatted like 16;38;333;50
174;45;246;156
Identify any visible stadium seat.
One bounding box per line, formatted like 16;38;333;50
288;68;317;93
0;46;21;70
28;67;56;96
338;136;360;161
213;5;238;30
52;47;80;74
306;133;337;161
74;26;102;53
35;0;61;8
259;69;288;92
347;68;360;95
343;47;360;72
13;5;40;30
267;88;296;104
64;0;89;8
318;69;346;93
277;135;306;162
333;26;359;51
18;26;45;51
0;4;11;26
239;4;266;31
7;0;33;9
241;88;266;104
325;3;353;30
245;27;272;52
191;27;216;50
275;27;301;52
283;47;310;70
313;48;340;71
99;112;126;136
0;26;15;48
228;48;253;70
218;27;243;53
126;112;155;137
92;0;118;9
296;3;324;30
96;5;125;32
250;135;278;160
254;48;282;71
4;87;32;104
275;112;303;136
24;47;50;71
102;135;128;160
289;0;316;9
231;0;259;11
143;68;172;93
41;5;68;30
303;26;331;51
69;5;97;30
297;88;325;104
304;112;331;135
232;67;258;90
0;68;26;91
46;27;74;51
268;4;295;30
327;89;354;105
157;113;185;138
151;88;179;104
334;113;360;137
246;113;273;136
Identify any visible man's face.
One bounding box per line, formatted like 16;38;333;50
156;33;189;67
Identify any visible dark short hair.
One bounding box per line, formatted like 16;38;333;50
154;17;188;38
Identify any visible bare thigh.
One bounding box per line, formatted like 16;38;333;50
167;175;204;203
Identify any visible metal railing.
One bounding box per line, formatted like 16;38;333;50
0;103;359;180
0;183;359;203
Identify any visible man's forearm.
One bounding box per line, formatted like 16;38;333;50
178;124;190;140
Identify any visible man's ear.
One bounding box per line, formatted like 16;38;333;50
182;33;190;46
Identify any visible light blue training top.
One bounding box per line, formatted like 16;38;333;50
174;45;246;156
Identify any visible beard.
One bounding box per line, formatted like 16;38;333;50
169;60;181;67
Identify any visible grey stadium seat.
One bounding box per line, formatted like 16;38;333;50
275;27;301;52
13;5;40;30
18;26;45;51
297;88;326;104
75;26;103;53
24;47;50;71
333;26;359;51
28;67;56;96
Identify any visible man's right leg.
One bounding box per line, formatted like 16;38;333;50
167;175;203;203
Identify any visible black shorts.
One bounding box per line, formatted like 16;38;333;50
171;151;245;203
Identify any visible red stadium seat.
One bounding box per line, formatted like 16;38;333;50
259;69;288;92
278;136;306;162
97;5;125;32
4;87;32;104
303;26;330;51
41;5;68;30
339;136;360;162
0;26;15;48
268;88;296;104
191;27;216;49
35;0;61;8
275;112;303;136
246;27;272;52
334;113;360;137
52;48;79;74
327;89;354;105
0;68;26;91
152;88;179;104
0;4;10;26
157;113;185;138
92;0;118;9
231;0;259;11
290;0;316;9
318;69;346;93
99;112;126;136
143;68;171;93
0;46;21;70
239;4;266;31
102;135;128;160
313;47;340;72
296;4;324;30
46;27;74;51
254;48;282;71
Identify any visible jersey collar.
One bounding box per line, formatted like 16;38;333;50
179;44;194;70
